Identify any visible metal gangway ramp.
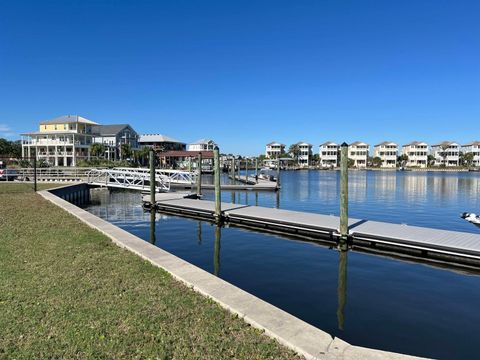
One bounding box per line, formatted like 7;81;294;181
87;168;171;192
114;167;196;186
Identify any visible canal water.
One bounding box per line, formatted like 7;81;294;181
83;170;480;359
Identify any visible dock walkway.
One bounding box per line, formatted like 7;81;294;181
148;196;480;266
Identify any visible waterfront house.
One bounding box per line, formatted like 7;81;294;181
295;142;312;167
138;134;186;152
92;124;139;160
401;141;429;168
21;115;97;166
462;141;480;167
348;141;369;168
431;141;460;167
265;142;285;159
187;139;218;152
319;142;339;168
374;141;398;168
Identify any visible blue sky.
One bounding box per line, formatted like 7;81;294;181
0;0;479;155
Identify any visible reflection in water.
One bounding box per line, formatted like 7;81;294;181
402;174;427;202
373;173;397;202
197;221;202;244
231;191;235;204
337;249;348;331
350;171;367;202
149;210;156;245
214;225;221;276
276;190;280;209
255;192;259;207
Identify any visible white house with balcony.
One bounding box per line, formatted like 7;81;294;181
92;124;139;160
187;139;217;152
374;141;398;168
462;141;480;167
431;141;460;167
295;141;312;167
348;141;369;168
319;142;339;168
265;142;285;159
21;115;97;167
401;141;429;168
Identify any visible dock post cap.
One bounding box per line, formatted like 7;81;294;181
341;142;349;147
214;145;219;151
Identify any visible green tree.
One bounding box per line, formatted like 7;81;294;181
288;144;300;163
90;143;105;158
427;154;435;167
120;143;133;160
136;146;151;166
0;138;21;157
439;144;450;167
372;156;382;168
462;152;474;168
397;154;408;167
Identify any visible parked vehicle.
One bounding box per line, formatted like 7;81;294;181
0;161;19;181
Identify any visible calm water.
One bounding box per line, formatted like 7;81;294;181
83;170;480;359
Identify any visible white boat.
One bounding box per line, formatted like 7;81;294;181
461;212;480;225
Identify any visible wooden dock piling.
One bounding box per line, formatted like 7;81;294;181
340;143;349;239
213;146;222;221
149;149;155;206
197;153;202;196
276;158;281;188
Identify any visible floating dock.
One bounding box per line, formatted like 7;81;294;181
172;177;278;191
144;195;480;268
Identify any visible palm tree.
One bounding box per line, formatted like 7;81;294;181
439;144;449;167
136;147;151;166
90;143;105;158
288;144;300;163
120;143;133;160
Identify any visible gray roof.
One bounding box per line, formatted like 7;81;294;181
190;139;216;145
374;141;397;147
350;141;369;146
266;141;285;146
431;141;459;147
320;141;338;147
295;141;312;146
463;141;480;146
40;115;98;125
139;134;185;144
92;124;132;136
402;141;428;146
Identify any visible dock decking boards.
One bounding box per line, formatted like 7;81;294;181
147;196;480;266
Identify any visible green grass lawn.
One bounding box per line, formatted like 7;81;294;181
0;182;61;194
0;184;299;359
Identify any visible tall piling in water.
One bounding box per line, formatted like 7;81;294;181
230;157;235;184
197;153;202;196
276;158;281;188
255;158;258;184
213;146;222;221
149;149;156;207
340;142;349;239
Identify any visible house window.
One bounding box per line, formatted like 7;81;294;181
64;124;67;130
54;125;57;130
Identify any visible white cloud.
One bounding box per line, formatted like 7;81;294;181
0;123;17;139
0;124;11;132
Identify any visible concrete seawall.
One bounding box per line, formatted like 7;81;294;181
39;183;423;360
